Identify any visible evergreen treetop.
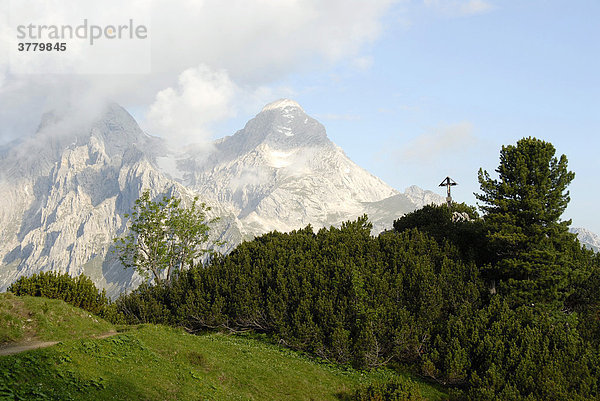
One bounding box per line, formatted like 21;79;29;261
475;137;576;305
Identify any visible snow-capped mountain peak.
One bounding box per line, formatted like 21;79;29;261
570;227;600;252
177;100;400;232
261;98;304;113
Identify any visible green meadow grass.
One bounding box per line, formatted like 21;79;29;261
0;294;450;401
0;293;114;344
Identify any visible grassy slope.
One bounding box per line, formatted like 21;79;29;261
0;294;449;401
0;293;114;344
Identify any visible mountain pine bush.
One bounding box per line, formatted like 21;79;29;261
8;271;114;318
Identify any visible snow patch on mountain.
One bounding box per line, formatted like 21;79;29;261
264;146;296;168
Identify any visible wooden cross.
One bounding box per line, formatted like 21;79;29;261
439;176;457;207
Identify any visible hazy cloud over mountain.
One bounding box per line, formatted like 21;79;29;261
0;0;395;144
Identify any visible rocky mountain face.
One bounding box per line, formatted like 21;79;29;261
164;99;408;234
0;99;443;296
570;227;600;252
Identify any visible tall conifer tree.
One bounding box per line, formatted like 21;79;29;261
476;137;575;305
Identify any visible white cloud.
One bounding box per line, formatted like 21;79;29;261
352;56;374;71
400;122;478;162
144;64;294;148
423;0;494;17
0;0;396;144
145;65;237;148
147;0;394;82
0;73;151;143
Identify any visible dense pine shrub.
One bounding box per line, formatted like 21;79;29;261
353;377;426;401
115;210;600;400
116;217;485;368
8;271;119;320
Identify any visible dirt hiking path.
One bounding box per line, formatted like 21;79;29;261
0;330;119;356
0;341;59;356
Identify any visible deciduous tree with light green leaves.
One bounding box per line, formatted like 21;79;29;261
114;190;219;285
476;137;576;306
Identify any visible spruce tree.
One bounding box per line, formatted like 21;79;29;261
476;137;576;306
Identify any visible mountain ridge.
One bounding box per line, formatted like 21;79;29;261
0;100;452;296
570;227;600;252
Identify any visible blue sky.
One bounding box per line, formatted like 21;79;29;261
1;0;598;232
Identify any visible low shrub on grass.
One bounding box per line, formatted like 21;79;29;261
353;377;427;401
8;272;121;321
